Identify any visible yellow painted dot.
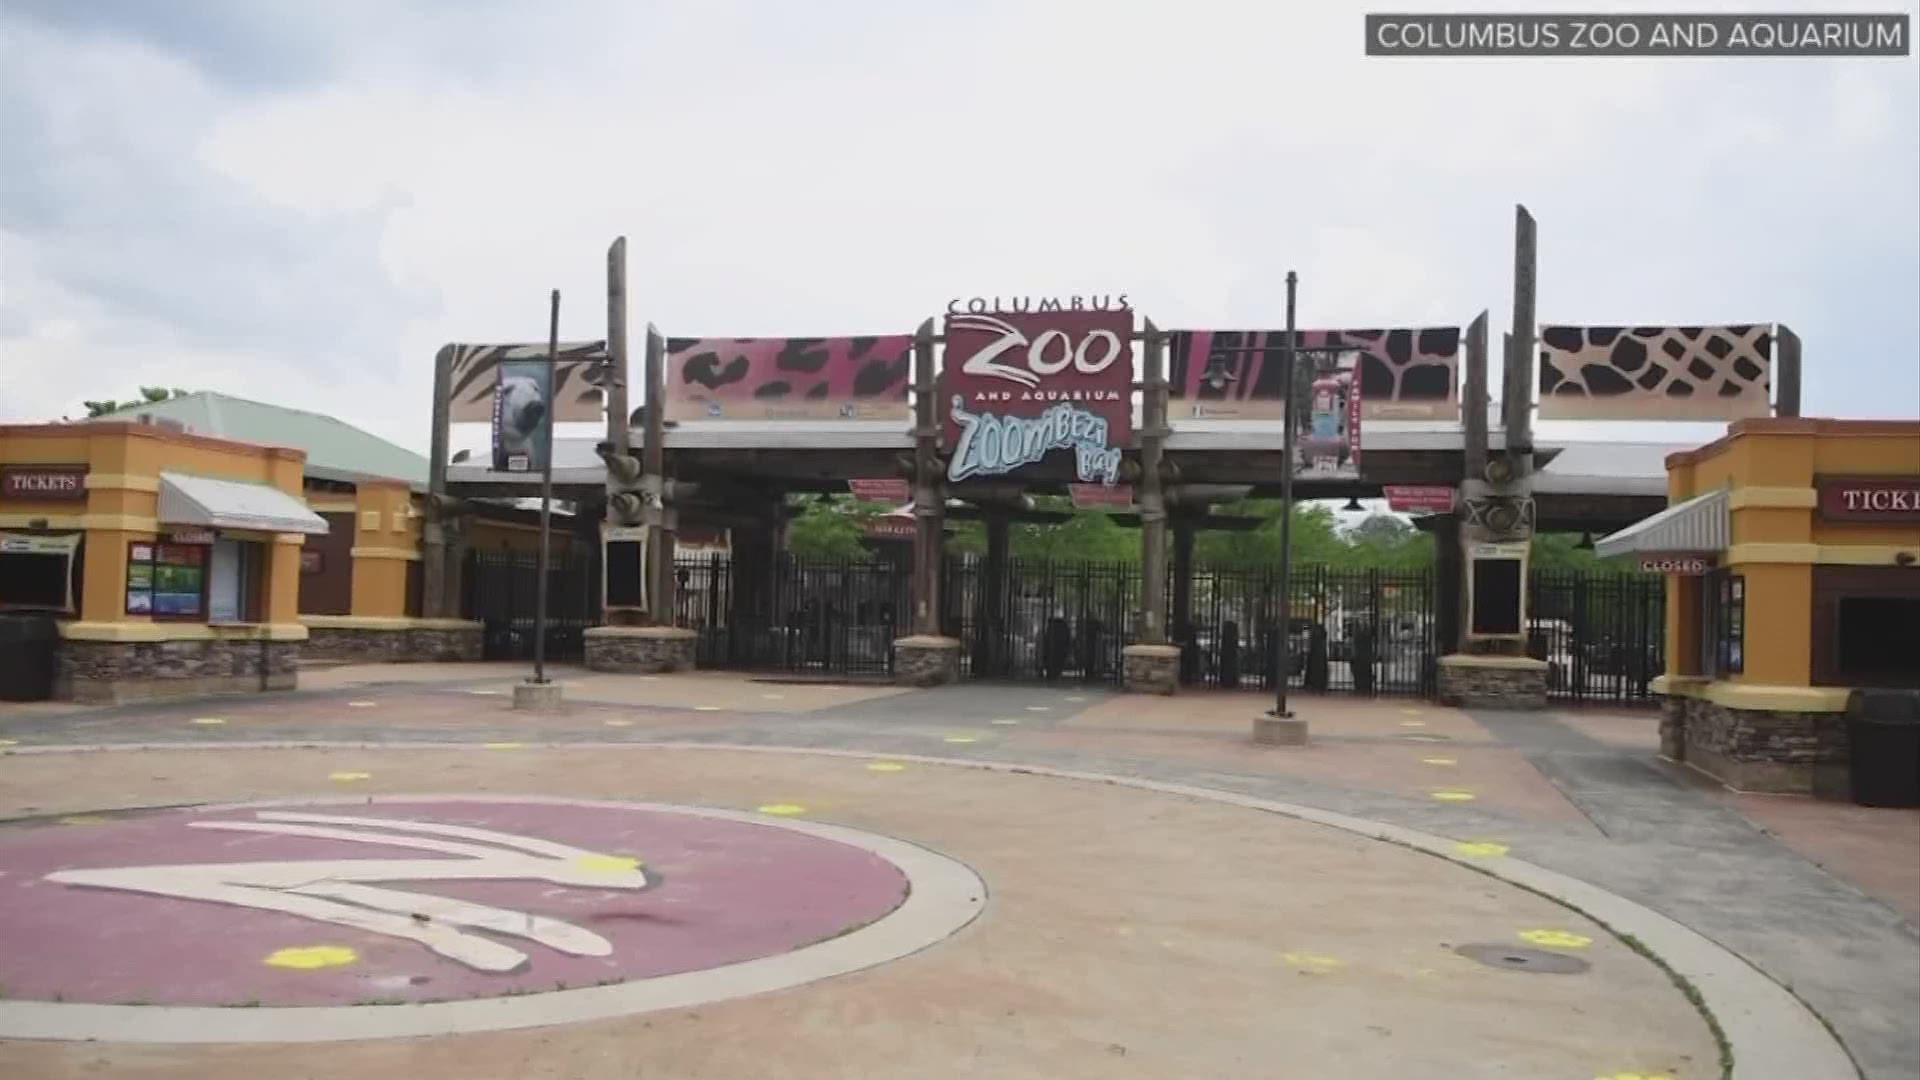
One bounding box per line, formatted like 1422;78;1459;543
57;815;109;826
989;719;1019;726
604;719;634;727
1520;929;1593;950
0;739;17;747
1430;790;1476;802
1454;841;1510;858
264;945;358;970
943;735;978;744
866;762;907;773
1399;720;1427;728
467;689;502;696
1025;706;1050;712
760;693;785;700
1399;708;1423;716
190;717;226;726
757;803;807;816
1281;951;1345;975
1422;757;1458;766
693;705;723;712
482;742;525;750
347;701;376;708
1595;1073;1675;1080
329;771;372;782
1066;696;1086;702
574;854;643;873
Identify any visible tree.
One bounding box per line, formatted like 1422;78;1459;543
78;386;191;419
783;495;882;560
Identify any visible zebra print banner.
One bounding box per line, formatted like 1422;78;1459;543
440;341;609;424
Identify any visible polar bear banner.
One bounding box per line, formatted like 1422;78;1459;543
492;360;552;472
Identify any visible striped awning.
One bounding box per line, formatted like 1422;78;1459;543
1595;487;1729;559
158;472;329;536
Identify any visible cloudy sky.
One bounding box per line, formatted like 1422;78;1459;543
2;1;1915;456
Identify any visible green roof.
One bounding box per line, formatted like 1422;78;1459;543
96;392;428;488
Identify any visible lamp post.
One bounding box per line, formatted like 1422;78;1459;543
531;289;559;687
1271;270;1299;719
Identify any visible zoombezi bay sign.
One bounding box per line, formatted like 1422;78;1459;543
943;307;1132;486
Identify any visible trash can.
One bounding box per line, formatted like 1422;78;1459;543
0;613;59;702
1846;689;1920;808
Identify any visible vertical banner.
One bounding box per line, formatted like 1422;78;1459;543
1297;349;1364;480
492;359;553;473
663;336;912;421
942;310;1133;486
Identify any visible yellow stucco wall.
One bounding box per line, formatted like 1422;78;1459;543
0;423;311;636
1662;419;1920;704
348;481;420;618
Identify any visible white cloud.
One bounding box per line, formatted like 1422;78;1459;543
3;0;1916;455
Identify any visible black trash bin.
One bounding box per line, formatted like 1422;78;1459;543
0;613;59;702
1846;689;1920;808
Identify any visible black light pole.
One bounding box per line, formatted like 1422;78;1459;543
531;289;560;686
1270;270;1299;719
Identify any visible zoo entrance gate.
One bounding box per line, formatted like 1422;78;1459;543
630;554;1665;704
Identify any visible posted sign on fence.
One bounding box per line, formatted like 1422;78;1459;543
942;309;1132;486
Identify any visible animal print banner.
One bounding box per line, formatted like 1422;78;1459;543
1537;325;1773;420
1168;328;1459;420
443;342;608;424
663;336;912;422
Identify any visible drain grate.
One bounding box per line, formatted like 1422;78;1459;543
1453;943;1590;974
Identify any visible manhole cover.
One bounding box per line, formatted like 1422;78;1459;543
1453;943;1590;974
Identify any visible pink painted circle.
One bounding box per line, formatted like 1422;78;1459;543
0;798;909;1007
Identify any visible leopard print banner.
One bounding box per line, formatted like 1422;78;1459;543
664;335;912;422
1537;325;1772;420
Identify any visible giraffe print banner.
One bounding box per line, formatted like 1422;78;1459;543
1168;328;1459;420
664;335;912;422
1537;324;1773;420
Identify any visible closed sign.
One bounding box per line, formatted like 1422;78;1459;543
1640;556;1713;575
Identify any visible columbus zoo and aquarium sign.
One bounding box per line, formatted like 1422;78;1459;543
942;304;1133;487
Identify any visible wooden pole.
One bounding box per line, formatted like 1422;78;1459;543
1138;318;1168;645
606;237;630;455
1505;205;1536;457
1463;311;1490;483
422;345;454;618
1773;325;1801;418
910;317;943;636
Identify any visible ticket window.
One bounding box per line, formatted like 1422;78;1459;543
0;533;83;614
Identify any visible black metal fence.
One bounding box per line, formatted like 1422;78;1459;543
459;546;1664;704
463;549;602;662
1181;564;1439;696
1528;570;1666;704
942;556;1140;682
674;554;908;678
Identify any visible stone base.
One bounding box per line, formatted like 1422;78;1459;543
893;636;961;687
1122;644;1181;696
1662;694;1849;796
584;625;698;674
54;637;301;705
513;680;563;711
1253;715;1309;746
1437;654;1548;710
301;619;484;664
